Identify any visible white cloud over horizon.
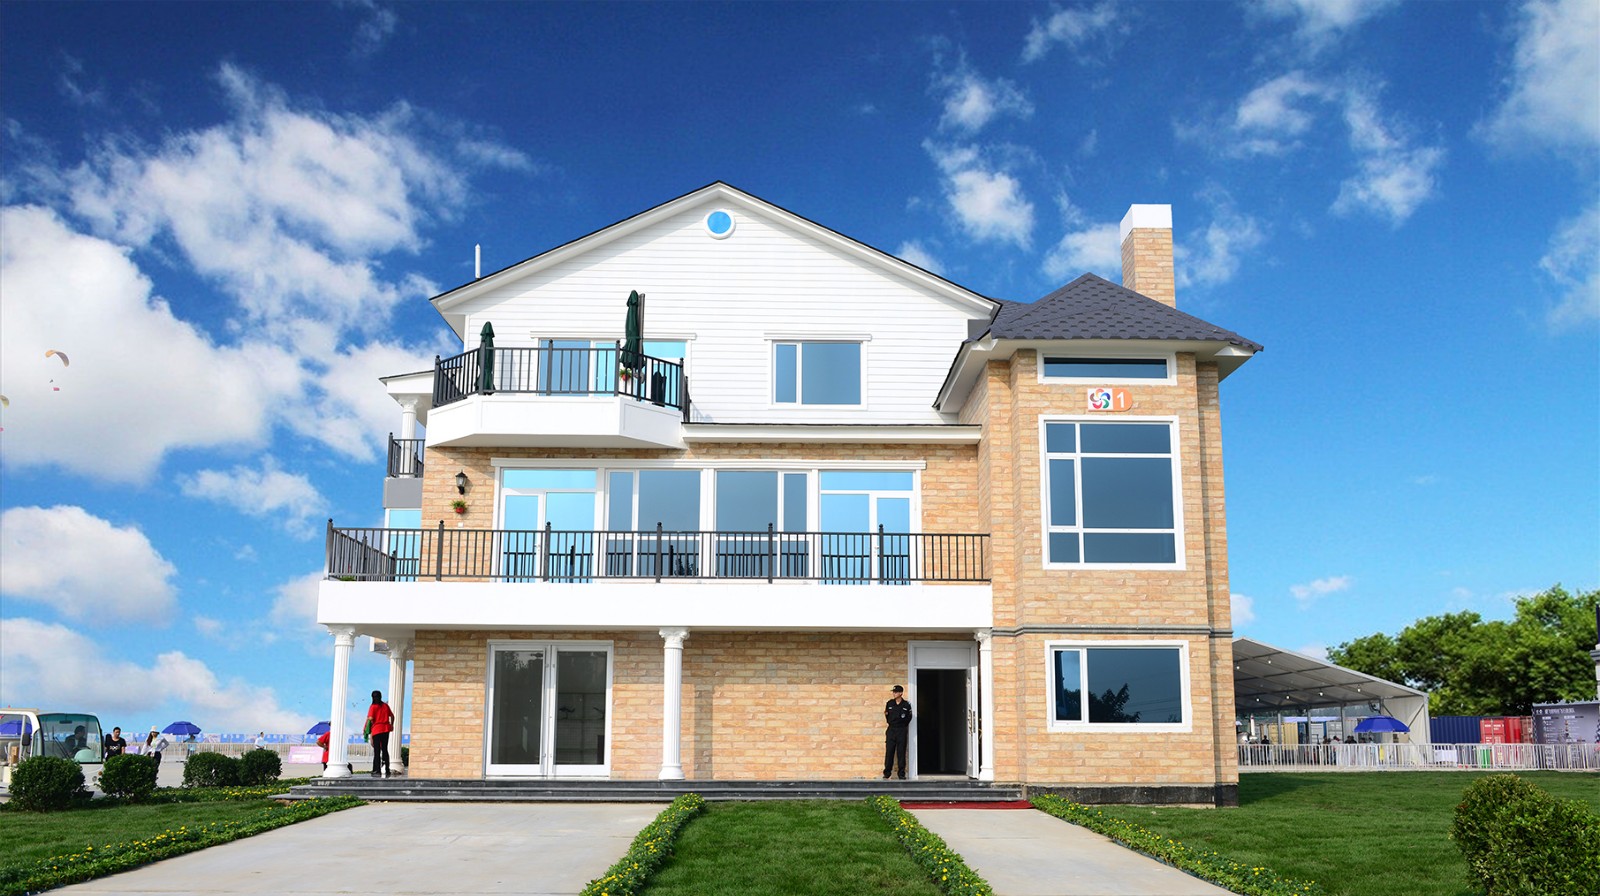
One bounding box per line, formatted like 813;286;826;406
181;458;329;539
1257;0;1401;48
0;505;178;624
1291;575;1353;607
1021;3;1121;64
925;142;1036;249
935;67;1033;135
1538;201;1600;329
1482;0;1600;154
1232;593;1257;627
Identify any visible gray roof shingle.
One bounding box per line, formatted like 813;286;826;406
983;273;1262;351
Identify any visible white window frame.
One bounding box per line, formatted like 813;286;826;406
1038;415;1185;570
770;339;867;408
1044;639;1193;733
1037;349;1178;386
483;638;615;777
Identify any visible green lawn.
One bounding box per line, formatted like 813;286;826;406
1093;772;1600;896
641;800;944;896
0;800;281;867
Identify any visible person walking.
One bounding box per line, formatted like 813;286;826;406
883;684;913;780
365;690;396;778
104;727;127;758
147;728;172;767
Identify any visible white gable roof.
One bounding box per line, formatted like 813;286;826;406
429;182;998;338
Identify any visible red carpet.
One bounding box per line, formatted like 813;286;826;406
899;800;1034;809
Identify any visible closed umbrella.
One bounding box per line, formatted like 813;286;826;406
478;321;496;394
163;721;201;736
621;290;644;376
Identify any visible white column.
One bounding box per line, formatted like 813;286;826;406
398;398;419;443
658;627;689;780
387;638;411;772
324;627;356;778
975;629;996;782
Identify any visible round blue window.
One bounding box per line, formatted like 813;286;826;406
705;210;735;238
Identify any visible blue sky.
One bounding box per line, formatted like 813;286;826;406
1;1;1595;735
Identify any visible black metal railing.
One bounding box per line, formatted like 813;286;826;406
387;434;425;478
325;522;989;584
432;344;688;414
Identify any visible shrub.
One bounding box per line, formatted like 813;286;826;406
237;748;282;786
8;756;87;812
400;745;409;766
579;793;704;896
1451;774;1600;896
181;752;240;788
98;753;159;802
870;794;993;896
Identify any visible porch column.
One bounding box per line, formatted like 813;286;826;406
398;398;419;443
324;627;356;778
658;627;689;780
387;638;411;772
975;629;996;782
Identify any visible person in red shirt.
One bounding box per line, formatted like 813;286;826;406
365;690;396;778
316;730;330;768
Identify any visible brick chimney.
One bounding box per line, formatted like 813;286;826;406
1120;204;1175;307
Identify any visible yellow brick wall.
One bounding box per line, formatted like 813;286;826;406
408;629;917;780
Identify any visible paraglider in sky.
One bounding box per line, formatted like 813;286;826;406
45;349;69;367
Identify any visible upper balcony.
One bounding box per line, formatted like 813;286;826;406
426;345;689;449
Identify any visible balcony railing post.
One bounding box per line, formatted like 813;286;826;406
876;524;885;585
767;523;775;583
325;519;334;577
655;522;664;583
540;522;552;582
435;520;445;581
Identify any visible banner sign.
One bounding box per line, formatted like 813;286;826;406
1531;702;1600;744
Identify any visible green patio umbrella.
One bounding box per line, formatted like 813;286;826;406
621;290;644;375
478;321;496;394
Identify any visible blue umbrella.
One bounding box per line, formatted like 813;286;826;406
163;721;201;736
306;721;331;736
1353;716;1409;734
0;720;23;737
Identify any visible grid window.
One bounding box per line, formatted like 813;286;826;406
1043;421;1178;565
1052;646;1186;726
774;342;862;405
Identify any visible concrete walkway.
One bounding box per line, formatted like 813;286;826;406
55;803;658;896
909;807;1234;896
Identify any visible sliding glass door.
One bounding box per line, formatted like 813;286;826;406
486;642;611;777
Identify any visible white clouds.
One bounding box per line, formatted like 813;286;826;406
1291;575;1352;607
0;506;177;624
0;617;314;733
0;204;305;481
1231;72;1335;154
896;240;943;275
1332;93;1446;225
289;338;444;462
1177;196;1266;289
1022;3;1121;63
1538;201;1600;329
1231;593;1257;627
1043;221;1120;281
1257;0;1401;46
270;571;324;630
1483;0;1600;153
181;458;329;539
925;143;1035;248
350;0;399;58
936;70;1033;134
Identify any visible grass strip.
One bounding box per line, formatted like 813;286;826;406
1031;794;1318;896
869;795;994;896
580;793;704;896
0;795;362;896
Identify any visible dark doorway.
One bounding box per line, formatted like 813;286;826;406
915;669;969;775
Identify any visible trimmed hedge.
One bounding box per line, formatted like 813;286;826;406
181;752;240;788
7;756;88;812
1031;794;1320;896
1450;773;1600;896
0;796;362;895
98;754;159;802
579;793;705;896
868;794;993;896
237;748;282;786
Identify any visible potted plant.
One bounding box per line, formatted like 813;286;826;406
451;499;468;515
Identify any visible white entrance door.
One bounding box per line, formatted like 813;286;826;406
485;642;612;777
908;641;981;779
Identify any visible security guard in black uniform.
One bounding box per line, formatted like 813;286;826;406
883;684;913;779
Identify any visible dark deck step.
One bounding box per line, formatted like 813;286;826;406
281;777;1024;803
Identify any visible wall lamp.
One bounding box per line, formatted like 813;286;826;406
455;471;469;495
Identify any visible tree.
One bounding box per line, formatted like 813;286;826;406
1328;585;1598;716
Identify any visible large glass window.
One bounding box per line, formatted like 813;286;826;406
819;470;913;583
1043;421;1178;565
774;342;862;405
1051;646;1186;726
714;471;809;576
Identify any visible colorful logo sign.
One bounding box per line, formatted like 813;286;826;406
1087;388;1131;412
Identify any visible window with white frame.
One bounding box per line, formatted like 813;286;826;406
1043;420;1179;566
1050;644;1188;727
773;341;862;405
1042;356;1171;381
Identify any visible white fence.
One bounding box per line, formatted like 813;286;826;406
1239;742;1600;772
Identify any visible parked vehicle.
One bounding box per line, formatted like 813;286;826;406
0;708;105;788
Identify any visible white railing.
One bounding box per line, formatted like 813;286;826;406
1238;742;1600;772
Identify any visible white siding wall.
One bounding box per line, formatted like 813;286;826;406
451;201;986;424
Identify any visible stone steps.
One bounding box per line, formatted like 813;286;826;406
282;777;1024;803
